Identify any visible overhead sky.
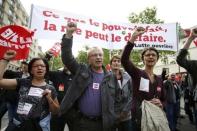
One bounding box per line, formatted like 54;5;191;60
20;0;197;54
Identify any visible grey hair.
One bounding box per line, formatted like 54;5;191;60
87;46;103;58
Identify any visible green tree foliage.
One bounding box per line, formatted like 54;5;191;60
129;7;164;24
48;55;64;70
103;48;110;65
76;45;89;64
76;50;88;64
128;7;175;67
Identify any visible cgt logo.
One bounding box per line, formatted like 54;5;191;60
0;25;34;60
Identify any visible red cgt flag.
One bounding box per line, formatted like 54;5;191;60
49;42;61;57
0;25;34;60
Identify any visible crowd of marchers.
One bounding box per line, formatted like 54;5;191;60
0;22;197;131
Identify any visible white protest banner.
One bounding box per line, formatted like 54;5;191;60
30;5;178;51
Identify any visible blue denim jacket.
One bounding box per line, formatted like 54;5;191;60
13;114;51;131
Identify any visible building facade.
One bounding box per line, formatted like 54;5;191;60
0;0;43;70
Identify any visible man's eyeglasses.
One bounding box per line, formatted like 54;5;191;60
89;53;103;57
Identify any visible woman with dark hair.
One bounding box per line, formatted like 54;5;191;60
28;57;50;78
121;27;166;131
0;50;59;131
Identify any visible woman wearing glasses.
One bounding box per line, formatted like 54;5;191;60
121;27;166;131
0;50;59;131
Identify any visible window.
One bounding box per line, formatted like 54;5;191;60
8;0;13;5
8;9;12;15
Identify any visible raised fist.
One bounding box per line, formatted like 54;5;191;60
3;50;16;60
66;22;77;38
129;27;146;43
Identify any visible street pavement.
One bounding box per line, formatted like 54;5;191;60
177;96;197;131
177;115;196;131
177;96;196;131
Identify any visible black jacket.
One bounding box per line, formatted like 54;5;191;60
60;37;115;131
3;70;23;104
164;80;180;104
176;49;197;88
48;70;72;103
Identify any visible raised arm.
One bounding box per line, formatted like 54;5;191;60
61;22;80;75
121;27;145;78
183;28;197;49
0;50;17;89
176;28;197;73
43;89;60;114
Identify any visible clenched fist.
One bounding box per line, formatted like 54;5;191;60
129;27;146;43
65;22;77;38
3;50;16;61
